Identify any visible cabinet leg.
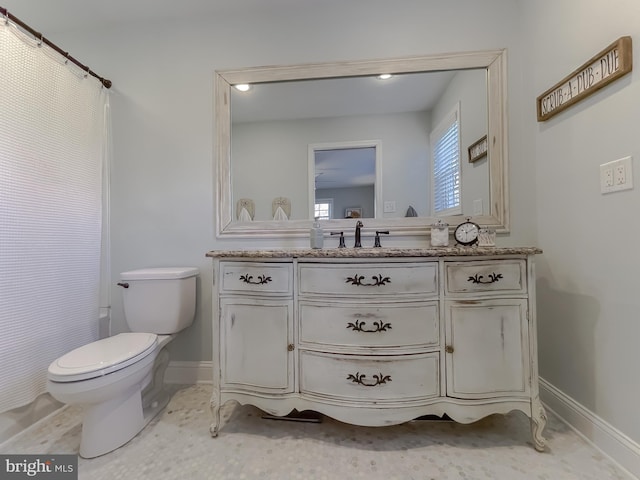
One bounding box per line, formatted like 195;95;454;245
531;397;547;452
209;395;221;438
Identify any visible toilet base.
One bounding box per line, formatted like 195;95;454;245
80;386;144;458
77;344;172;458
79;385;174;458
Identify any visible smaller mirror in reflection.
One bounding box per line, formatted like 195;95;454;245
313;144;377;219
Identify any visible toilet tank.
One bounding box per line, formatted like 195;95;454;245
119;267;199;334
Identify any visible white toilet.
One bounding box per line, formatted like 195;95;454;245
47;267;199;458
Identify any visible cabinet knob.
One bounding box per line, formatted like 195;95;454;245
445;345;454;354
287;344;295;351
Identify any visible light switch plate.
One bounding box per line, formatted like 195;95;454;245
473;199;483;215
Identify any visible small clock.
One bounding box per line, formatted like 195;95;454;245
454;218;480;246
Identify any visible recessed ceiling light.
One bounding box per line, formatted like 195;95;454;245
377;74;393;80
234;84;251;92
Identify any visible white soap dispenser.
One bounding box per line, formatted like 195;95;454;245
310;217;324;249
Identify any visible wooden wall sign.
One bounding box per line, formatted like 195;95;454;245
468;135;488;163
536;36;632;121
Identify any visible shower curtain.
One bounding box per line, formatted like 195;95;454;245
0;20;108;412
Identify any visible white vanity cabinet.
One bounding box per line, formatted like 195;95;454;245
445;298;530;399
217;262;294;394
219;297;293;393
207;248;547;451
443;259;531;400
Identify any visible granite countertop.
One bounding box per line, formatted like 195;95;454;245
206;246;542;258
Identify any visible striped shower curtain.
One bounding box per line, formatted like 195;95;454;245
0;20;108;412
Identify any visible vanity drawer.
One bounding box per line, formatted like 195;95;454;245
298;262;437;297
300;351;440;401
444;260;526;295
219;262;293;295
299;300;439;351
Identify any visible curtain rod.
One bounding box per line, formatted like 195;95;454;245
0;6;112;89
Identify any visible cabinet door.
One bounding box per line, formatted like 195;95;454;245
220;297;294;393
444;299;530;399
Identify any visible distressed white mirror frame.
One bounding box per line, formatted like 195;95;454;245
215;49;509;238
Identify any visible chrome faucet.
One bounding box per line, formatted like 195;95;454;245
354;220;363;248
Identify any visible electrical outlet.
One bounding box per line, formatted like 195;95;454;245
615;165;626;185
601;156;633;194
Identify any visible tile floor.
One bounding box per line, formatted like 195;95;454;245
0;384;634;480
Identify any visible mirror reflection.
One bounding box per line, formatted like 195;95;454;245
231;69;488;222
215;49;509;237
313;144;376;220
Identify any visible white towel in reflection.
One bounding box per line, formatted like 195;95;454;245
238;207;252;221
273;206;289;220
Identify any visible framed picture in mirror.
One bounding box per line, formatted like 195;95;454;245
468;135;488;163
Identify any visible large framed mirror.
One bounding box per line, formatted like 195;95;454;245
215;49;508;238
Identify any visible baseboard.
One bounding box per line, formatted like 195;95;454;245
540;378;639;479
164;361;212;385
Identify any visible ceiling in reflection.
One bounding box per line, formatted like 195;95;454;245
231;71;457;123
314;147;375;189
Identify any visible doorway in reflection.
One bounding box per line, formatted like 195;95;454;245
313;145;376;219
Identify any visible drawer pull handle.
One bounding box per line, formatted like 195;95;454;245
445;345;454;354
346;274;391;287
347;372;392;387
239;274;272;285
346;320;392;333
467;272;503;284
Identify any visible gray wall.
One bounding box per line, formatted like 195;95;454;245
233;111;431;220
33;0;529;370
521;0;640;446
14;0;640;448
432;69;490;216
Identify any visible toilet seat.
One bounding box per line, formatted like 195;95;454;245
48;333;158;383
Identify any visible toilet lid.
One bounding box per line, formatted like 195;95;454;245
48;332;158;382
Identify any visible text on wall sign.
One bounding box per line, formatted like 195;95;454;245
536;36;632;122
